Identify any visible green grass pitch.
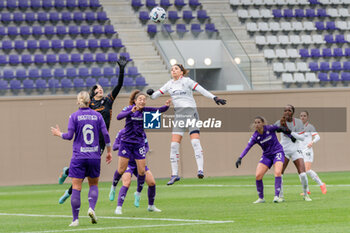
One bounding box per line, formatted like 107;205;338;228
0;171;349;233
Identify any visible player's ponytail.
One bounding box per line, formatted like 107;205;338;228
129;90;146;105
77;91;90;108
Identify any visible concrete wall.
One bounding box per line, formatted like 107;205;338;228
1;88;349;186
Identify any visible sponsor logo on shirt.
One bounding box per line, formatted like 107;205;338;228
80;146;99;152
260;135;272;144
77;115;98;121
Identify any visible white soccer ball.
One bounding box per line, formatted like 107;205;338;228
149;7;166;23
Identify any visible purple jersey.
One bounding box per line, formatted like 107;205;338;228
117;105;169;144
62;107;111;159
240;125;284;158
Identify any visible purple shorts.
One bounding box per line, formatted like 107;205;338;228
69;158;101;179
118;141;147;160
259;151;285;169
125;164;150;177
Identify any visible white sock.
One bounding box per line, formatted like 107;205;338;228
170;142;180;176
279;175;284;198
299;172;309;195
307;170;323;186
191;139;204;172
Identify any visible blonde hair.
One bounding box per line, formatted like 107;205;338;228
129;90;146;105
77;91;90;108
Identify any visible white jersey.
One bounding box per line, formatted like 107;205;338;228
275;118;304;155
151;76;215;109
299;122;319;154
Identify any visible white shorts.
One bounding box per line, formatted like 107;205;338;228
302;149;314;163
172;108;200;136
285;150;304;162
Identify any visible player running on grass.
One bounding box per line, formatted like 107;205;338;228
299;110;327;195
109;90;170;205
146;64;226;185
51;91;112;227
110;128;161;214
58;56;128;204
236;116;293;203
275;104;311;201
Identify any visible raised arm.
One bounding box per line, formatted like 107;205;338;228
236;136;256;168
190;80;226;105
144;105;169;113
147;82;169;99
117;106;134;120
111;56;129;99
51;115;75;140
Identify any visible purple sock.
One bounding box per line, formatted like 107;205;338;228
88;185;98;210
137;175;145;193
113;170;122;187
256;180;264;199
71;189;81;221
275;176;282;197
117;186;129;207
148;185;156;205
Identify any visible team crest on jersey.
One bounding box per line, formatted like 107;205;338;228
101;100;104;105
257;136;260;140
267;131;270;134
122;150;126;154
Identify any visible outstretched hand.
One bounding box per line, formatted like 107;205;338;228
106;152;112;164
90;85;98;98
214;97;226;105
117;55;129;69
165;99;172;106
51;125;62;137
235;157;242;168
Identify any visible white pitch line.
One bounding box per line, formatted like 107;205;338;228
22;222;207;233
0;213;234;224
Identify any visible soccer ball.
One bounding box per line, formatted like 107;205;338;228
149;7;166;23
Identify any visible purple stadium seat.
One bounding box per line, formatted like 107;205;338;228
189;0;201;8
96;53;107;63
25;12;36;23
309;0;320;4
127;66;140;77
131;0;144;8
100;39;111;49
205;23;218;32
317;9;327;17
110;77;118;86
197;10;209;20
52;39;63;50
31;0;41;9
48;78;60;90
2;40;13;50
23;79;35;93
68;26;80;35
0;27;6;36
183;11;195;21
79;67;89;78
309;62;319;71
38;12;49;23
16;69;27;80
283;9;294;17
83;53;94;63
326;21;336;30
76;39;87;49
67;0;78;8
107;53;119;63
139;11;150;22
4;69;14;80
64;39;75;49
71;53;82;63
344;48;350;56
61;78;73;91
27;40;38;50
14;13;24;23
42;68;53;79
81;25;92;35
147;24;157;34
341;72;350;81
322;48;332;57
53;68;64;79
56;25;67;35
315;21;325;30
146;0;157;8
272;9;282;18
295;9;305;17
344;61;350;70
105;25;116;35
0;54;7;65
45;54;57;65
28;68;40;79
73;12;84;22
20;26;31;37
62;12;72;23
103;67;115;77
39;40;50;50
54;0;66;8
168;11;181;21
15;40;25;50
174;0;186;7
135;76;148;89
310;48;321;57
320;62;330;71
35;79;47;94
85;12;96;22
32;26;43;36
9;54;20;65
162;24;174;33
160;0;172;8
19;0;30;9
78;0;89;8
333;48;344;57
336;35;346;43
44;26;55;36
318;72;328;81
324;34;335;43
331;61;342;71
97;12;108;22
8;27;19;36
98;77;109;87
176;24;188;33
67;68;77;79
191;24;203;33
90;0;101;8
0;80;8;92
21;54;32;65
88;39;99;49
86;77;97;87
34;54;45;64
10;80;22;93
119;52;131;61
306;9;316;17
92;25;102;35
91;67;102;78
329;72;340;82
112;38;124;49
1;13;11;23
59;54;70;63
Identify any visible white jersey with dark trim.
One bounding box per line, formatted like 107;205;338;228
275;118;304;154
299;122;318;152
153;76;215;109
